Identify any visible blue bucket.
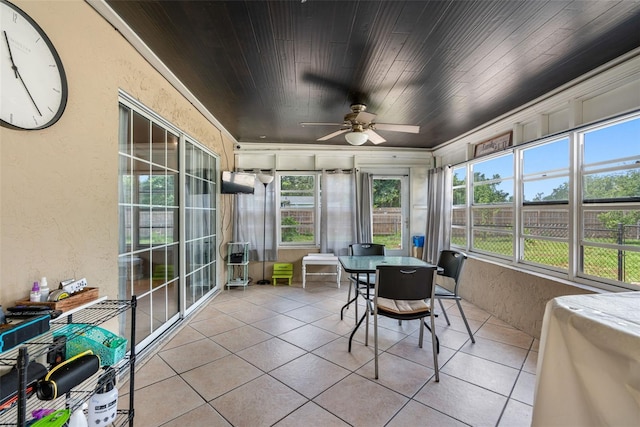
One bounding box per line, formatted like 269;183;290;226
412;235;425;247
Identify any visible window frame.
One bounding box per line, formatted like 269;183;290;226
276;172;321;247
450;112;640;291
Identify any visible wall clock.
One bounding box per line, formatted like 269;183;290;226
0;0;68;130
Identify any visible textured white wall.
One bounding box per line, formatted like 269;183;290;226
0;1;234;305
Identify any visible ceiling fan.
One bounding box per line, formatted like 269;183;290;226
300;104;420;145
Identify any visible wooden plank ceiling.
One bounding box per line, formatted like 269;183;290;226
105;0;640;149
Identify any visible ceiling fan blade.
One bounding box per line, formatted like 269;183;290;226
373;123;420;133
355;111;376;123
365;129;386;144
300;122;345;127
318;128;350;141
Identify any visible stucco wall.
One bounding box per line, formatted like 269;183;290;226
0;0;234;305
458;258;594;338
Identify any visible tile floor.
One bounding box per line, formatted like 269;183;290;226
124;280;538;426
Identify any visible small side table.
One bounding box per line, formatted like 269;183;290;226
302;253;341;289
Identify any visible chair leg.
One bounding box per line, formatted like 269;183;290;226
438;298;451;325
430;312;439;382
423;320;440;354
418;319;424;348
456;299;476;343
364;297;370;347
374;309;379;379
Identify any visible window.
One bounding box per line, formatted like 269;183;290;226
450;113;640;290
521;138;570;271
471;154;514;257
279;174;318;245
451;167;467;247
580;117;640;284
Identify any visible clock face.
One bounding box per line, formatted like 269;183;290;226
0;0;67;130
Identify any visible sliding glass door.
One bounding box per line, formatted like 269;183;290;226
118;96;218;349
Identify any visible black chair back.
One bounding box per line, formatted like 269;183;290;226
375;265;436;301
437;250;467;284
350;243;385;256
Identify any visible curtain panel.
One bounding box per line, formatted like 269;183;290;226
234;179;276;261
424;167;452;264
320;170;357;255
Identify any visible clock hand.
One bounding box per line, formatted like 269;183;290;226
3;30;42;117
3;31;18;78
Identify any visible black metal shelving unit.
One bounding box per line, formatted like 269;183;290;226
0;297;137;427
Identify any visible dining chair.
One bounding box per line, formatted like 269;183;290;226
341;243;386;322
372;264;439;381
435;250;475;343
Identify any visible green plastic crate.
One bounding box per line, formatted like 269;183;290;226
53;324;127;367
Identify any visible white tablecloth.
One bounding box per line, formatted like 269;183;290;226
532;292;640;426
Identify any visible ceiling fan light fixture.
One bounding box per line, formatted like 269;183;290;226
345;131;368;145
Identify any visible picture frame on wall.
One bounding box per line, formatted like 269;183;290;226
473;131;513;158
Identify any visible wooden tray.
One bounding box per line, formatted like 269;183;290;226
15;287;99;312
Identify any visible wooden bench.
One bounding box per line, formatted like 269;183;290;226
272;263;294;286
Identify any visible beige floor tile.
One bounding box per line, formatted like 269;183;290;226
212;299;257;314
161;403;231;427
315;373;408;426
190;305;224;323
433;325;475;350
441;351;520;396
434;310;484;336
387;400;467;427
251;314;306;335
311;297;351;313
158;325;207;351
180;354;263;401
228;305;278;324
531;338;541;352
455;300;492;322
414;374;507;426
134;354;176;390
211;374;307;427
523;350;538;374
273;402;350;427
498;399;533;427
386;335;456;370
351;320;409;351
311;313;358;336
476;322;534;350
312;336;375;371
133;376;205;426
159;338;230;373
459;336;528;369
127;282;535;427
270;353;350;398
211;324;272;352
190;313;246;337
265;297;307;313
356;352;435;396
511;371;536;405
236;337;307;372
284;305;333;323
279;324;340;351
240;292;288;306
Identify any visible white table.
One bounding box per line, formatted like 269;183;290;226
301;253;341;288
532;292;640;426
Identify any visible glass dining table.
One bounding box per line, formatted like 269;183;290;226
338;255;438;352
